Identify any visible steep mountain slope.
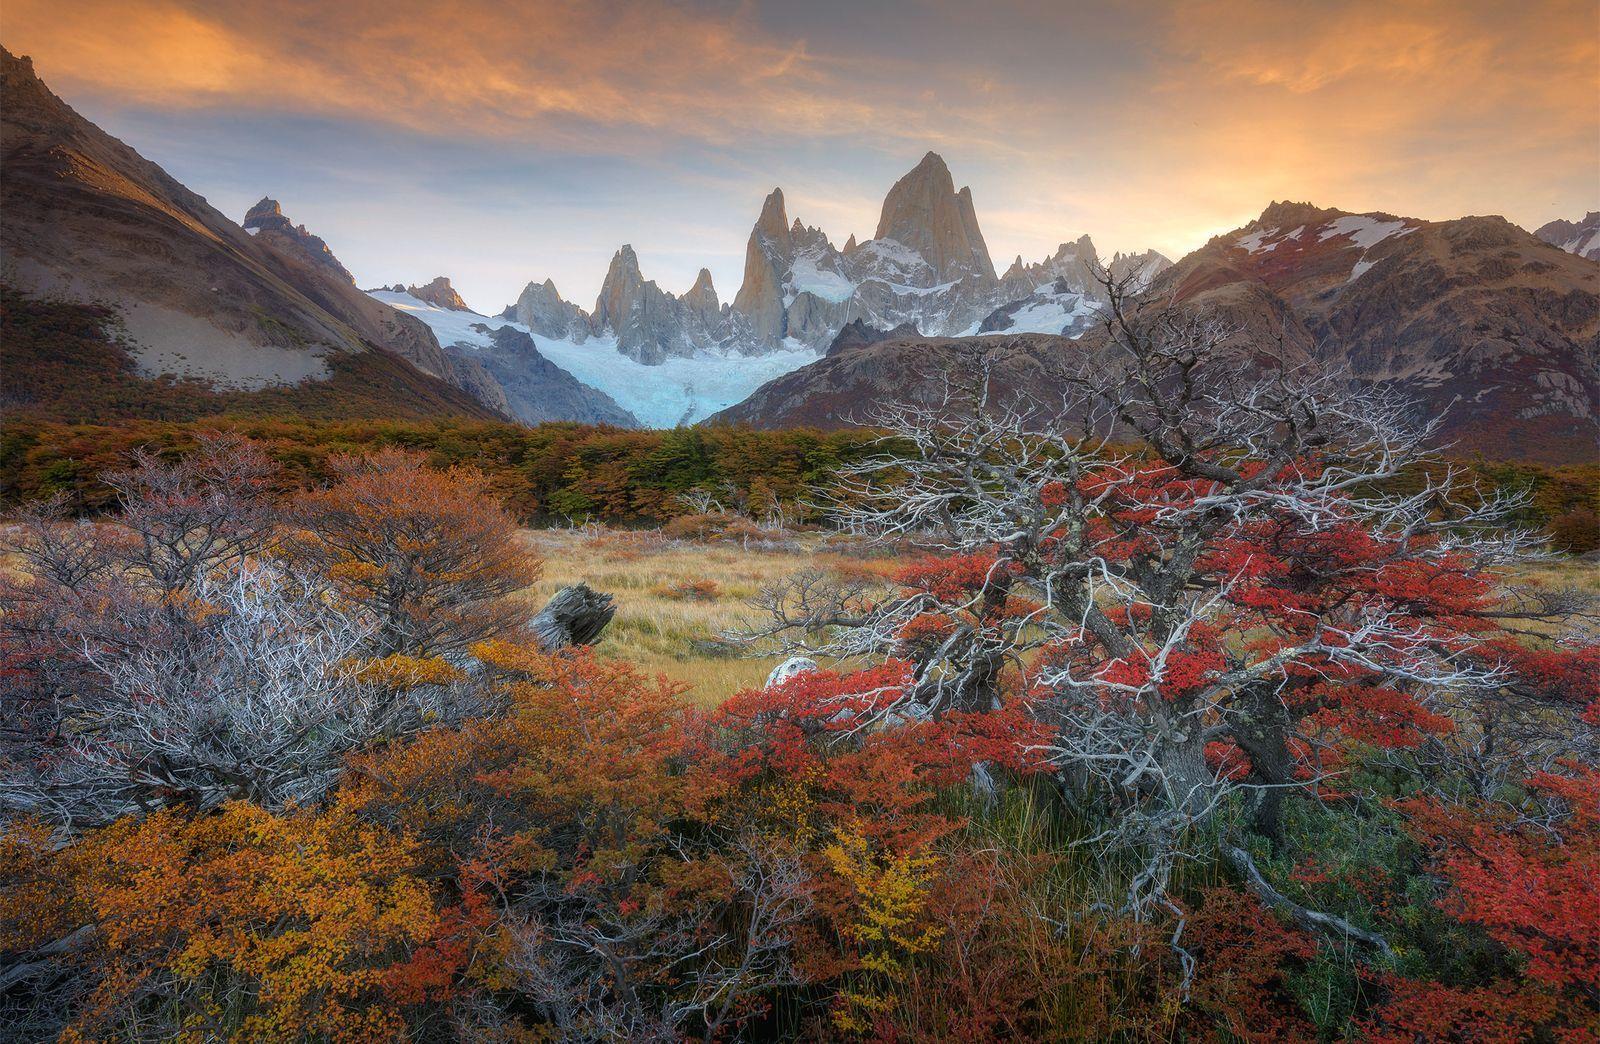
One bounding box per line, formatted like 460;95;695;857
0;47;496;421
715;202;1599;464
0;286;486;424
1155;202;1600;463
1536;212;1600;261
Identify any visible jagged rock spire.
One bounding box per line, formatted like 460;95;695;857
407;276;469;311
683;268;719;318
241;196;352;283
513;276;586;340
243;197;287;230
874;151;996;282
734;188;793;343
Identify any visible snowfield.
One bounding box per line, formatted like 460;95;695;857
787;255;857;303
370;291;817;428
1561;228;1600;257
1317;215;1414;250
998;286;1097;335
1235;225;1305;254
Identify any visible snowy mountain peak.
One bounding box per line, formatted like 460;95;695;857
1535;210;1600;261
407;276;470;311
874;151;996;283
469;154;1170;416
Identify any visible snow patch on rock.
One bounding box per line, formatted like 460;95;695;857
1317;215;1414;251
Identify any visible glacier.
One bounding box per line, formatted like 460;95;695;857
370;290;817;428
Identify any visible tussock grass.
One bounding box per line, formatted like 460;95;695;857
519;529;1600;706
520;528;872;706
1511;555;1600;596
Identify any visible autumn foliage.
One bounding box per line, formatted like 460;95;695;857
287;448;543;657
3;402;1597;1041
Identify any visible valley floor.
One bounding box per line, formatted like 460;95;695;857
521;527;899;705
522;525;1600;706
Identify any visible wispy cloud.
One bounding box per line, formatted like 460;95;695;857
6;0;1593;309
3;0;1015;148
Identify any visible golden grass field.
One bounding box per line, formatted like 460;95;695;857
521;526;1600;708
521;528;900;706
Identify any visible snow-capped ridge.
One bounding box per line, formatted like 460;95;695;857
1535;210;1600;261
370;289;814;429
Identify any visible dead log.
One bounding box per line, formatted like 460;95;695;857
1225;844;1394;959
528;583;616;651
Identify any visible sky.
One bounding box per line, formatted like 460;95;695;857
4;0;1596;312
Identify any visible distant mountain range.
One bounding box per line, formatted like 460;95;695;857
2;44;1595;464
715;202;1600;464
366;151;1171;426
1536;212;1600;262
489;150;1171;367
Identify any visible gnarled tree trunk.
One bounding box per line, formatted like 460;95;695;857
528;583;616;651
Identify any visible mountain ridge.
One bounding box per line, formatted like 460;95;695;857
491;151;1173;364
0;46;497;420
714;200;1600;465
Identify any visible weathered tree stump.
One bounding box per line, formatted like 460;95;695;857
528;583;616;650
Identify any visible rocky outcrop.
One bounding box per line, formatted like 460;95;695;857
824;319;921;357
243;198;354;283
1535;212;1600;261
407;276;470;311
508;277;584;340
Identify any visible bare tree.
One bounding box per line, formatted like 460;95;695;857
673;487;726;515
0;440;493;831
103;433;280;595
739;264;1558;964
499;834;812;1042
0;562;453;829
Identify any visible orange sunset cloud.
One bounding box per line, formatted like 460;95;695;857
2;0;1593;301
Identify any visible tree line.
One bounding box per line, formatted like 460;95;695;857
3;417;1596;551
